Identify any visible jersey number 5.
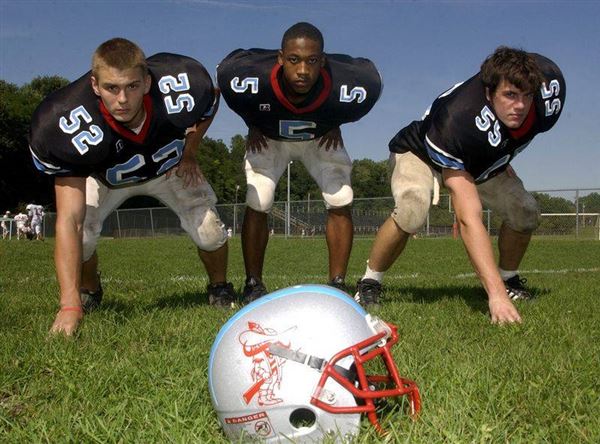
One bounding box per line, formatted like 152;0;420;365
230;77;259;94
339;85;367;103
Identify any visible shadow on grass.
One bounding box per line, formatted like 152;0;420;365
382;284;549;316
151;291;212;309
92;284;549;320
88;290;213;319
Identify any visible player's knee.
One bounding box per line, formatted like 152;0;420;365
391;186;430;233
323;185;353;209
507;197;540;233
246;192;274;213
246;176;276;213
185;208;228;251
82;220;102;261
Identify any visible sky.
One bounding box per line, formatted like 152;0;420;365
1;0;599;191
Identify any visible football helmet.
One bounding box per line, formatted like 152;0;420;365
208;285;421;442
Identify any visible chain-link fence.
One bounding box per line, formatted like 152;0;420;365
4;188;599;241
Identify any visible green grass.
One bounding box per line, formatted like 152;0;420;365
1;236;599;443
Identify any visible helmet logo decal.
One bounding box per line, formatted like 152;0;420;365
238;321;297;406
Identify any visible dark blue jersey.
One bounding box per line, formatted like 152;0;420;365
29;53;216;188
390;53;565;183
217;48;382;140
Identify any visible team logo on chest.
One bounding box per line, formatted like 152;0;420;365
115;139;125;153
259;103;271;112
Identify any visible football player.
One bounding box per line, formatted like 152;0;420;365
29;38;235;336
14;212;29;240
355;47;565;324
26;203;45;240
218;22;382;302
1;211;11;239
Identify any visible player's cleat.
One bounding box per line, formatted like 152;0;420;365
207;282;237;308
504;275;533;301
242;277;267;304
80;279;103;313
354;278;382;308
327;275;348;292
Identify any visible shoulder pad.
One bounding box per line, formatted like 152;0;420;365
326;53;383;105
29;74;109;175
532;53;566;132
217;48;277;92
147;53;216;128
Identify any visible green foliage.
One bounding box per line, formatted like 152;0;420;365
532;192;575;213
0;77;69;211
1;237;599;442
352;158;390;198
580;192;600;213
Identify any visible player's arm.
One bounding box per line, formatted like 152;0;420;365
51;176;87;335
442;168;522;324
167;89;220;187
246;125;268;153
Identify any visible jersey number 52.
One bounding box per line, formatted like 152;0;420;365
59;105;104;155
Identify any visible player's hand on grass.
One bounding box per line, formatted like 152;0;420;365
246;126;268;153
319;127;344;151
50;307;83;336
489;295;522;325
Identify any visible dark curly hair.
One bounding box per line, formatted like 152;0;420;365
481;46;545;94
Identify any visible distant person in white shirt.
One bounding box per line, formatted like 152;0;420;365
14;212;29;240
26;203;45;240
1;211;11;239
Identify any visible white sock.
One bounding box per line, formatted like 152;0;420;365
499;268;517;281
363;261;384;282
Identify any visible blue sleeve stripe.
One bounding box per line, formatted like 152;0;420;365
29;147;71;174
425;135;465;170
201;93;219;118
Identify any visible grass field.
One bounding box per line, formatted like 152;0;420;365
1;236;599;443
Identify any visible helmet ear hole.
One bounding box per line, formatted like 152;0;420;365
289;408;317;429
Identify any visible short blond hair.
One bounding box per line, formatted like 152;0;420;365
92;38;148;77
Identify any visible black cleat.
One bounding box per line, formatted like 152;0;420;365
80;278;103;313
327;275;348;292
207;282;237;308
504;275;533;301
242;277;267;304
354;278;382;308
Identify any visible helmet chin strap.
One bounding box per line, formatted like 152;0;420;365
268;343;356;381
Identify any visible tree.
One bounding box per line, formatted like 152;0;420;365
351;158;390;198
531;192;575;213
0;76;69;212
579;192;600;214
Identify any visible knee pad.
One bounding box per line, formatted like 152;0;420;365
390;186;431;233
506;195;540;233
245;172;276;213
183;207;227;252
323;184;353;209
82;220;102;261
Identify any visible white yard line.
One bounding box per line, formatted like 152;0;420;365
19;267;598;285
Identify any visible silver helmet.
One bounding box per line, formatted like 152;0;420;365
209;285;421;442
